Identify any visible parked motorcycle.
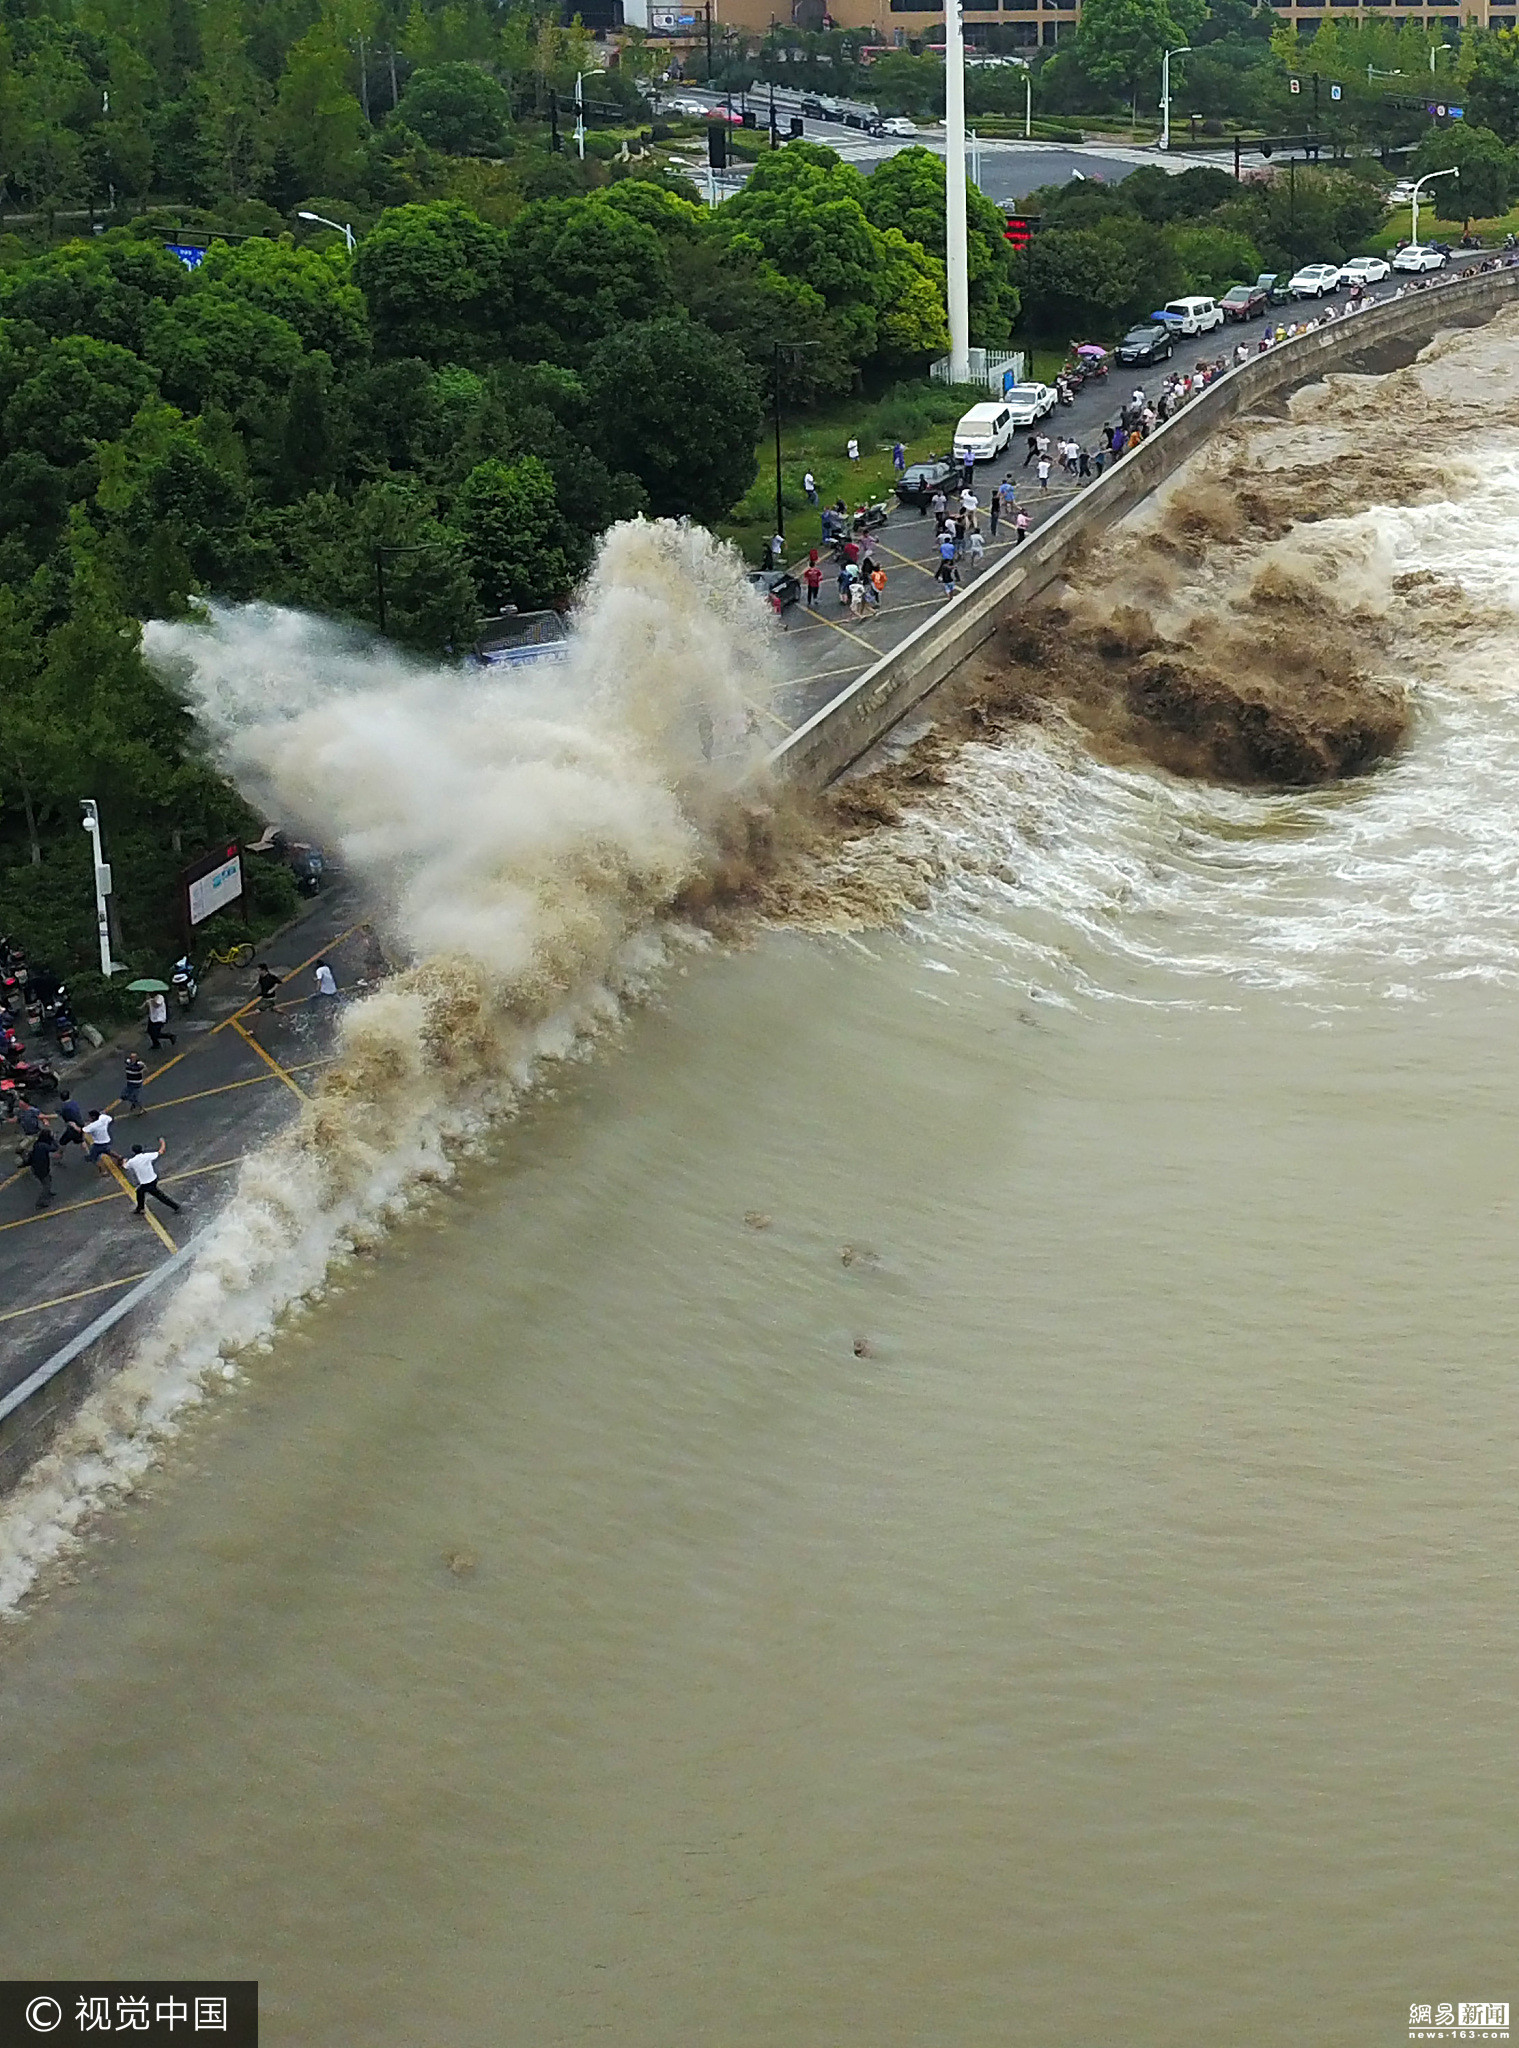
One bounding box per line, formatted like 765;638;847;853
852;497;891;533
49;985;78;1057
170;956;199;1010
2;1045;59;1097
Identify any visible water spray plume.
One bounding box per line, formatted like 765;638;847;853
0;518;775;1615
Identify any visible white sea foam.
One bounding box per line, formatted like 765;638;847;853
0;519;770;1617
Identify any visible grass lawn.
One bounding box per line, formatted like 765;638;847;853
1365;200;1519;253
719;379;1010;564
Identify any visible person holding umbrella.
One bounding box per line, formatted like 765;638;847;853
127;978;176;1050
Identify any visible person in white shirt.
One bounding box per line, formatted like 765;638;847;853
124;1140;182;1217
83;1109;120;1174
314;961;337;999
144;989;176;1050
846;436;860;464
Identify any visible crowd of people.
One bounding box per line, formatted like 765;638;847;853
7;956;344;1215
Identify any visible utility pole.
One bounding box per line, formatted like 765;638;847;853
389;47;399;110
944;0;970;382
1024;68;1031;140
771;341;819;548
705;0;713;83
356;33;370;122
575;72;585;159
769;79;779;148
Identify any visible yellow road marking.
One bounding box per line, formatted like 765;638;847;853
148;1060;328;1114
105;1156;176;1250
230;1018;307;1102
874;540;939;581
793;609;880;655
0;1271;154;1325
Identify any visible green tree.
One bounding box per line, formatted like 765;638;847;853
1408;122;1515;226
862;146;1020;345
198;238;369;363
3;337;160;472
583;315;758;525
274;18;369;196
353;198;508;361
141;291;305;415
502;196;677;364
452;453;576;610
1168;222;1261;294
1026;214;1185;337
1462;30;1519;146
392;61;511;154
1075;0;1197;123
277;350;339;500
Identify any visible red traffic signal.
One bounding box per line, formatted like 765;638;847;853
1003;215;1031;250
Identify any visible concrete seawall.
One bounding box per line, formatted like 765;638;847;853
769;265;1519;790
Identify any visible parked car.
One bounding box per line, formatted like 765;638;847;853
1288;262;1343;298
1255;272;1295;306
1158;295;1224;337
1002;381;1056;427
1220;282;1268;322
895;455;959;507
800;97;826;118
880;116;918;136
1115;323;1174;367
1339;255;1390;286
953;400;1015;464
750;567;801;615
1387;180;1417;205
1392;242;1447;273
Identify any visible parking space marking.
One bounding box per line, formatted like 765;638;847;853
150;1060;329;1114
0;1271;154;1326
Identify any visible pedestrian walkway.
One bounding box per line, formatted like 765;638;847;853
0;895;379;1408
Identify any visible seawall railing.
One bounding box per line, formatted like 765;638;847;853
769;264;1519;791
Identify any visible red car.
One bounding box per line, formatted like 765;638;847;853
1220;282;1268;322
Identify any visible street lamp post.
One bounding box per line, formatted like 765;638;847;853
296;209;356;252
1159;46;1191;153
1024;68;1031;140
1411;164;1459;248
80;800;126;979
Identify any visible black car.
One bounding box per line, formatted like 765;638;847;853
1255;272;1295;307
1114;324;1174;368
895;455;958;508
800;98;826;119
750;567;801;613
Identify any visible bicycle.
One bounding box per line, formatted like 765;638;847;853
203;939;255;970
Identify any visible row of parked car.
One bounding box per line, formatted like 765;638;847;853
1109;250;1439;365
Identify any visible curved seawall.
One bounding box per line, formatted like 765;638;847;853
770;264;1519;790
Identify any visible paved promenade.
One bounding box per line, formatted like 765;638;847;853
0;891;378;1406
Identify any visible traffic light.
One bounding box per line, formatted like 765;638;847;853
707;123;727;170
1003;214;1031;250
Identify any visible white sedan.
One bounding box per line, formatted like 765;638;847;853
1339;255;1390;285
879;116;918;137
1392;243;1447;273
1002;382;1056;427
1288;263;1343;298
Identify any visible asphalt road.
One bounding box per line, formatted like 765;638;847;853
0;893;382;1407
751;250;1498;741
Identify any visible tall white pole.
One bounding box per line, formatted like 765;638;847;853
1024;69;1031;140
1160;46;1189;154
944;0;971;382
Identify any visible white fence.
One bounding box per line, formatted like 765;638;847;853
929;348;1025;394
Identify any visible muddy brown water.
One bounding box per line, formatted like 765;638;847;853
3;326;1519;2047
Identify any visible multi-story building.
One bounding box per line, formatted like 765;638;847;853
671;0;1501;48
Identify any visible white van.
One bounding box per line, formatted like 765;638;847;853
953;401;1015;463
1159;295;1224;337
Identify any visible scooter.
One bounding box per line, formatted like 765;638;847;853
171;956;199;1010
49;985;78;1058
852;498;891;534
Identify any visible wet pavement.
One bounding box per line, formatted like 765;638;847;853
0;892;378;1406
